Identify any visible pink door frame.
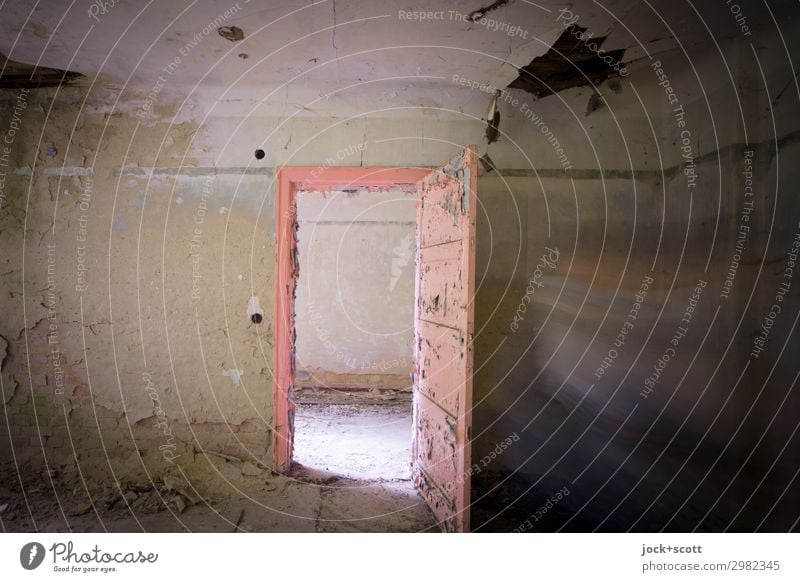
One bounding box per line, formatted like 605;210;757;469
273;166;430;472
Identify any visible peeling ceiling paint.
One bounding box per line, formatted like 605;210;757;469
0;0;769;119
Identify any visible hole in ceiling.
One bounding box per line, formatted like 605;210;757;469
0;54;83;88
507;25;627;99
218;26;245;42
251;313;263;324
254;149;265;160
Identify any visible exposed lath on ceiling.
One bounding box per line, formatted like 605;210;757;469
508;25;626;99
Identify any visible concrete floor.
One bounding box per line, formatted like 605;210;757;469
0;402;437;533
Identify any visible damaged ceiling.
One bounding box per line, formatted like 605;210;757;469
0;53;82;88
508;25;626;99
0;0;769;118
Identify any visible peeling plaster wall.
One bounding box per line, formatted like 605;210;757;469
0;84;498;480
0;2;797;531
0;88;276;476
294;190;416;392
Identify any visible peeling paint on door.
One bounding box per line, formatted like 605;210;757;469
412;145;477;532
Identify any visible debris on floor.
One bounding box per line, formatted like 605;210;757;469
0;402;435;533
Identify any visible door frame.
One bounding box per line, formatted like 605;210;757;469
272;166;430;472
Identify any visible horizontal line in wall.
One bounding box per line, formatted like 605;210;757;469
109;166;603;179
489;168;638;179
487;130;800;181
14;166;93;176
298;220;416;225
9;131;799;182
21;165;618;179
113;166;636;179
113;166;276;177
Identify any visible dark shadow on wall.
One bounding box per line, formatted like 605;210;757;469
471;137;800;532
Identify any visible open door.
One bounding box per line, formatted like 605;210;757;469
412;145;477;532
273;169;299;472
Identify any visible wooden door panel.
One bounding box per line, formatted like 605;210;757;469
416;320;464;419
417;241;468;330
412;396;459;522
418;170;472;247
410;450;456;528
412;145;476;532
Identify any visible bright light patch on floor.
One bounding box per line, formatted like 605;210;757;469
292;402;412;480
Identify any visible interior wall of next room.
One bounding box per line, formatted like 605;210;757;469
294;189;417;397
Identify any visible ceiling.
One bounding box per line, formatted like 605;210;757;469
0;0;794;118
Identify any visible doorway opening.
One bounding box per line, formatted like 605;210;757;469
274;151;477;531
292;187;418;480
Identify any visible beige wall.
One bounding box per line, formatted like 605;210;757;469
0;86;488;479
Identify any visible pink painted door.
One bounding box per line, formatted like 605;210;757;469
412;145;477;532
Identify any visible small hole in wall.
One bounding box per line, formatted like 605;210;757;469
251;313;263;324
254;149;265;160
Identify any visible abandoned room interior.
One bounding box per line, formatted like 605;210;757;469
1;0;799;537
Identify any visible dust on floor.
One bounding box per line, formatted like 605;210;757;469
0;403;436;532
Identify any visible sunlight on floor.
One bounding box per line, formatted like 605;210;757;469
292;402;412;480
